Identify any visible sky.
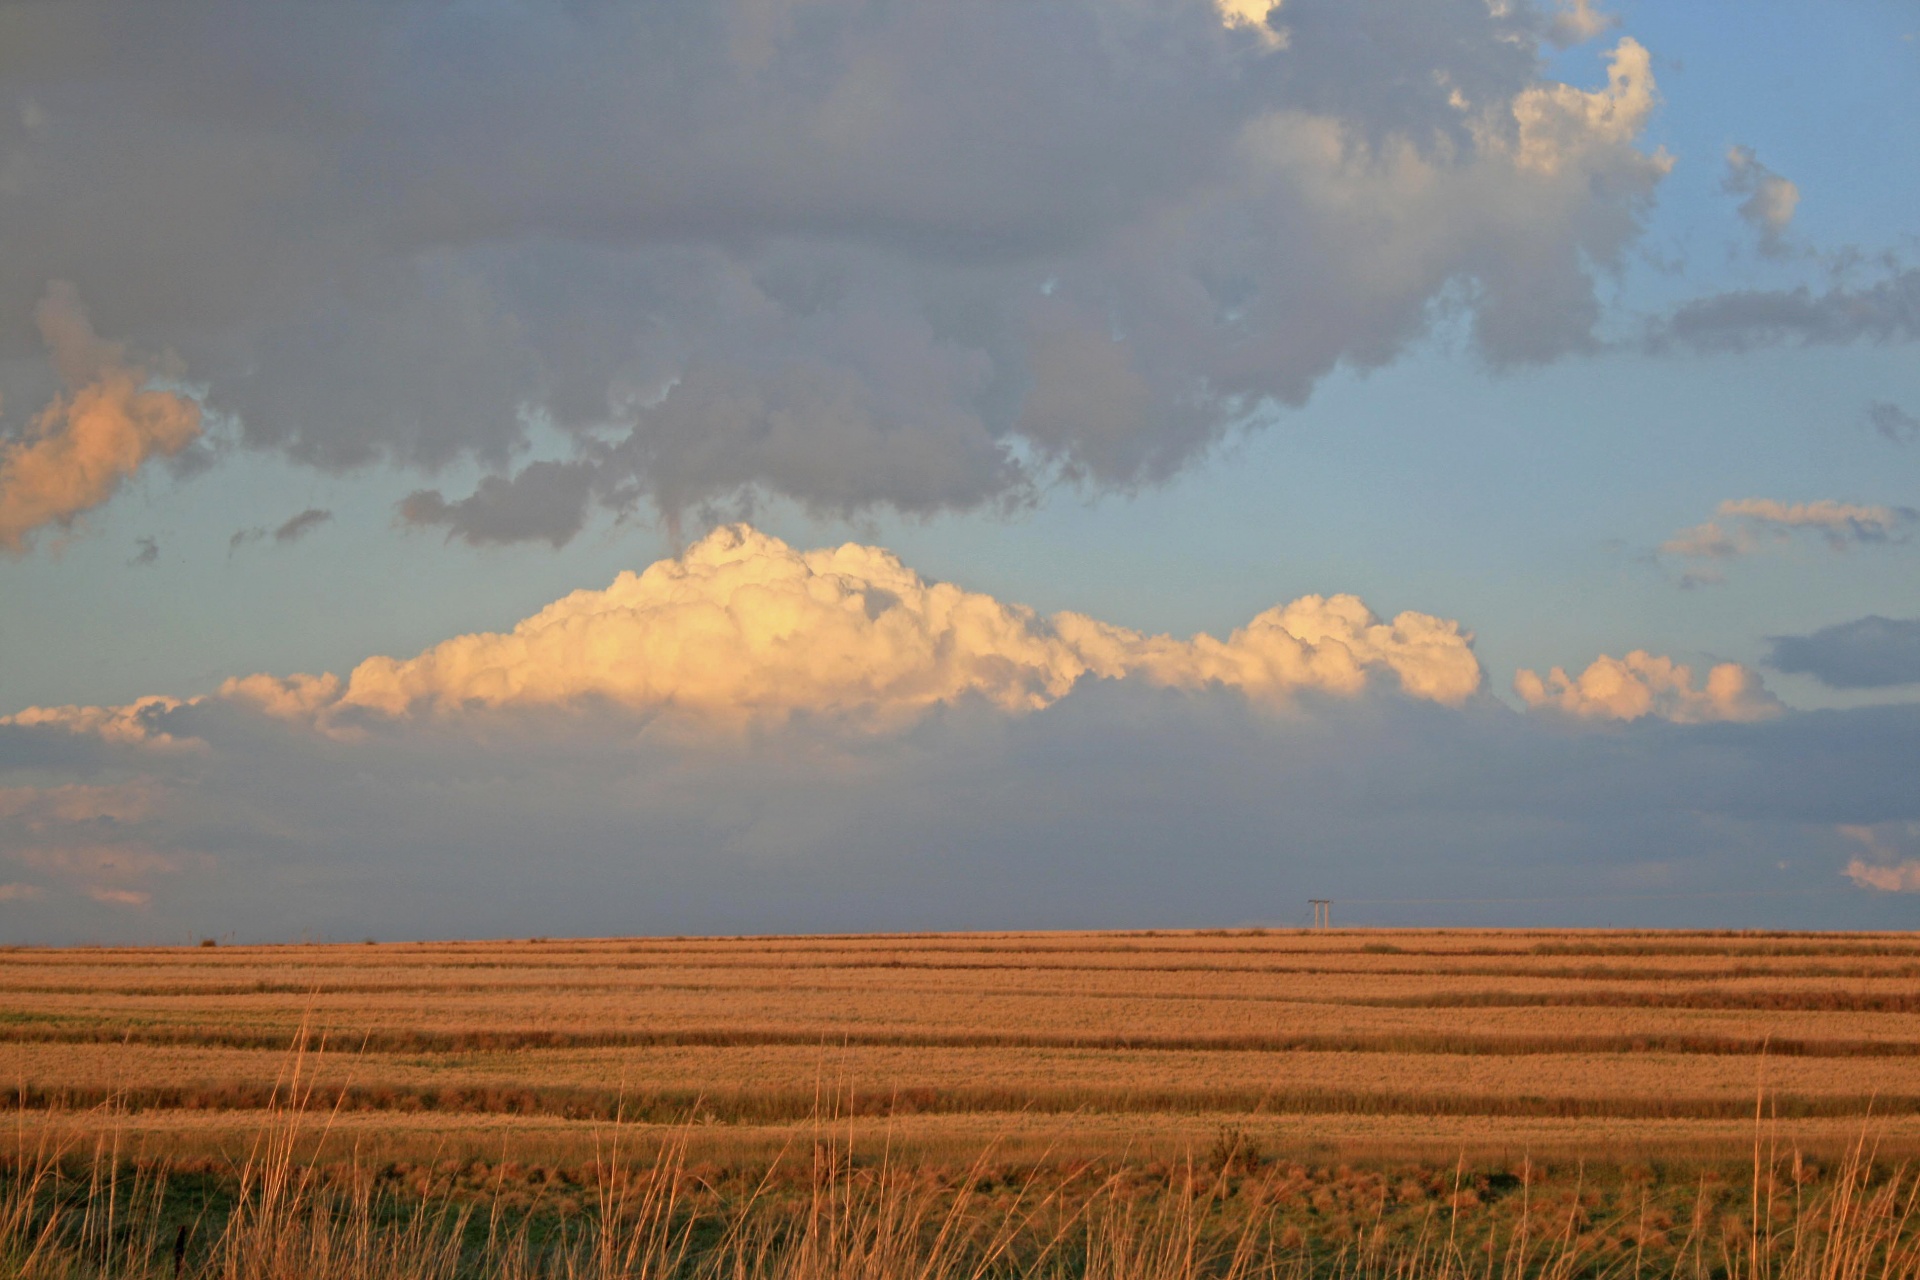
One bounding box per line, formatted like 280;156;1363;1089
1;0;1917;943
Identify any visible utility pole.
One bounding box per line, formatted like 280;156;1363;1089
1309;899;1331;929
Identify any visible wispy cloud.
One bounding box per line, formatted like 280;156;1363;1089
1658;497;1916;586
0;780;164;828
1652;267;1920;354
1722;145;1799;258
1869;401;1919;445
1841;823;1920;893
1546;0;1617;47
229;507;333;553
0;283;204;553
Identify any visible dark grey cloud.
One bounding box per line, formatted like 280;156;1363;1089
0;0;1667;541
2;683;1916;943
273;507;331;543
228;506;333;552
1767;616;1920;689
1653;267;1920;354
1870;401;1919;444
401;462;596;548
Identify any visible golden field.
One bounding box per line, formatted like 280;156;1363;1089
6;928;1920;1169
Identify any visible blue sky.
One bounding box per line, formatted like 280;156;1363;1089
1;0;1917;939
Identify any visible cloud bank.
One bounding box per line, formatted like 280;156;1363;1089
3;673;1915;941
0;1;1670;541
1767;616;1920;689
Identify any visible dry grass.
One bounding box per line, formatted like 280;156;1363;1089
6;1058;1920;1280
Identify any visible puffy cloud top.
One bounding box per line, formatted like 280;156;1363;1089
329;526;1482;729
1514;650;1781;724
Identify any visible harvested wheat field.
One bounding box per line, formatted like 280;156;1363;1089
7;928;1920;1172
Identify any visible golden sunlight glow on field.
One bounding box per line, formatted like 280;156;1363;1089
7;929;1919;1168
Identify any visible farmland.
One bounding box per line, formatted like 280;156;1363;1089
6;928;1920;1170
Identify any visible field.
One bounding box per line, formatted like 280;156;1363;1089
7;928;1920;1170
9;929;1920;1278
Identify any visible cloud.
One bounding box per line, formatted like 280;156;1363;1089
4;840;186;909
86;887;151;907
400;463;597;548
1766;616;1920;689
219;672;343;722
272;507;332;543
0;283;204;552
1214;0;1283;47
0;781;164;828
13;525;1482;750
0;4;1670;538
1840;823;1920;892
128;535;159;567
10;842;181;879
0;884;44;903
1722;145;1798;258
1506;37;1658;176
0;696;200;751
1869;401;1919;444
1653;267;1920;354
1546;0;1616;47
5;674;1920;941
1718;498;1913;545
230;506;335;552
1658;497;1915;584
262;524;1483;731
1513;651;1781;723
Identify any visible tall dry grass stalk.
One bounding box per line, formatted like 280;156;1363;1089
5;1065;1920;1280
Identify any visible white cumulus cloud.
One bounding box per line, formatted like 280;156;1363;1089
330;525;1484;729
1513;650;1781;723
23;526;1484;740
